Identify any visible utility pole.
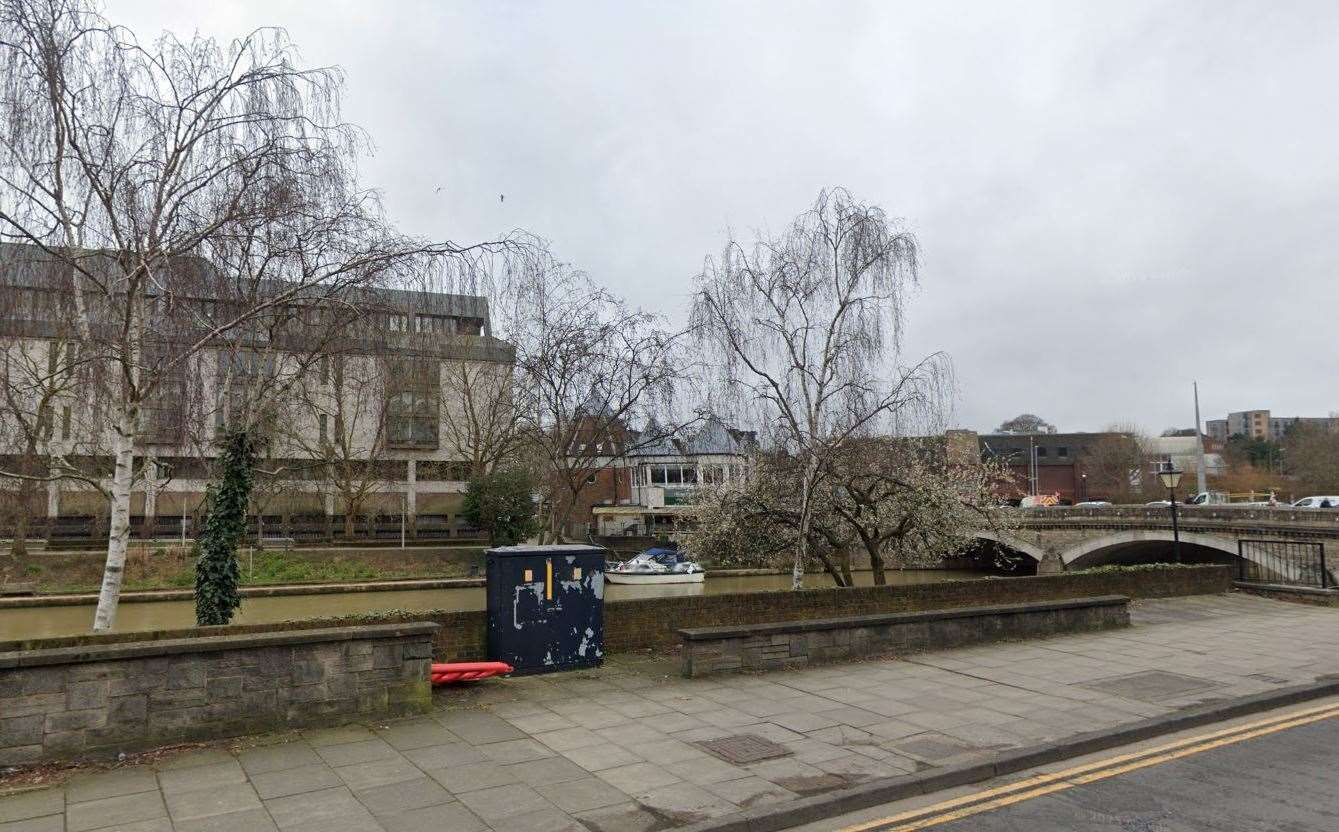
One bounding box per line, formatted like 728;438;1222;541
1193;381;1208;495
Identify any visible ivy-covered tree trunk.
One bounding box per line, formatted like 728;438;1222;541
195;430;256;626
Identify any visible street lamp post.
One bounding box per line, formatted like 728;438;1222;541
1158;464;1184;564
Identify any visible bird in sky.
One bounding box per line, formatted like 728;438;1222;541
500;194;505;203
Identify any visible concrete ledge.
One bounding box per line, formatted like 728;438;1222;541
0;622;440;669
678;596;1130;640
679;596;1130;677
680;675;1339;832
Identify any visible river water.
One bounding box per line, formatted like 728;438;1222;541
0;569;989;641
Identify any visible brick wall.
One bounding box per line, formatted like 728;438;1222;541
0;566;1233;670
0;622;436;766
601;565;1229;654
680;596;1131;677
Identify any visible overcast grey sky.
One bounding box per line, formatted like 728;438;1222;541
113;0;1339;435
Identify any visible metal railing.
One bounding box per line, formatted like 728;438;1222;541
1238;539;1330;589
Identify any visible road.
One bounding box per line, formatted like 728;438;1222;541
810;700;1339;832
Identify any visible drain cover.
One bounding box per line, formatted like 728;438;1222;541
1082;670;1223;702
696;734;791;764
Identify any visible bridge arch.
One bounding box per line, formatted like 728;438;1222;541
973;530;1046;562
1059;529;1237;568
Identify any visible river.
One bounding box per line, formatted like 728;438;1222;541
0;569;989;641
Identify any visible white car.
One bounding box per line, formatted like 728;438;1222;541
1073;501;1112;508
1293;496;1339;509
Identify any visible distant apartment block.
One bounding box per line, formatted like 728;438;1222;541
1215;409;1338;442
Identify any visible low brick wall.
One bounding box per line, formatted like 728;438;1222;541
599;565;1229;655
266;565;1228;660
0;622;436;766
679;596;1130;677
0;566;1233;668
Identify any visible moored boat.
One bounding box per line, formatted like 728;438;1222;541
605;547;705;584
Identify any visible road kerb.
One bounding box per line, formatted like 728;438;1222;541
676;676;1339;832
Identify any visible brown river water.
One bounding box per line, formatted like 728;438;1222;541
0;569;989;641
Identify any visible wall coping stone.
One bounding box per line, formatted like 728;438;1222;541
0;621;439;669
1233;581;1338;598
677;595;1129;641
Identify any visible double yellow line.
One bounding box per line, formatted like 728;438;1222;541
838;700;1339;832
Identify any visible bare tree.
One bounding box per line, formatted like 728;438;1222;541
500;258;692;543
438;358;524;479
691;187;946;589
0;0;504;629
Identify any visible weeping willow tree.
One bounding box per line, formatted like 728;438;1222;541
194;430;256;627
0;0;506;630
691;188;949;590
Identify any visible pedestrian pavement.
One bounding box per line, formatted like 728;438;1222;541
4;593;1339;832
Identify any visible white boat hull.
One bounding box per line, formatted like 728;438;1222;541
604;570;706;585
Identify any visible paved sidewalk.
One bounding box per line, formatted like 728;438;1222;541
3;594;1339;832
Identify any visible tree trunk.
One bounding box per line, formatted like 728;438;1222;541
794;455;819;590
869;544;886;586
92;408;137;631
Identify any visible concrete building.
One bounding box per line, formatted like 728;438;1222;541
1228;410;1272;441
1141;435;1227;479
0;246;514;542
1218;409;1338;442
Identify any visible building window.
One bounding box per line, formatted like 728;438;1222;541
60;405;71;440
1036;447;1048;458
650;466;666;485
384;358;439;448
318;413;328;443
415;314;455;334
387;313;408;333
586;472;598;484
1057;446;1069;458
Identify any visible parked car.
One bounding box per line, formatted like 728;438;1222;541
1073;501;1112;508
1293;496;1339;509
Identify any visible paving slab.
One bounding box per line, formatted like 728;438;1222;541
163;782;261;823
66;768;158;804
66;791;167;832
352;777;453;816
0;790;63;824
250;764;342;800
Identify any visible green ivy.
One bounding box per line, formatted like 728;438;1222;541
194;429;257;626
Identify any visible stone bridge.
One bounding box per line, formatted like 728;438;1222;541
979;506;1339;585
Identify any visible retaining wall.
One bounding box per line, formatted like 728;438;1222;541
679;595;1131;677
0;622;436;766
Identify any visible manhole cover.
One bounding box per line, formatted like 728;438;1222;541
696;734;791;764
1082;670;1223;703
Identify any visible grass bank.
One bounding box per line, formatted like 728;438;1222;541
3;545;486;594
